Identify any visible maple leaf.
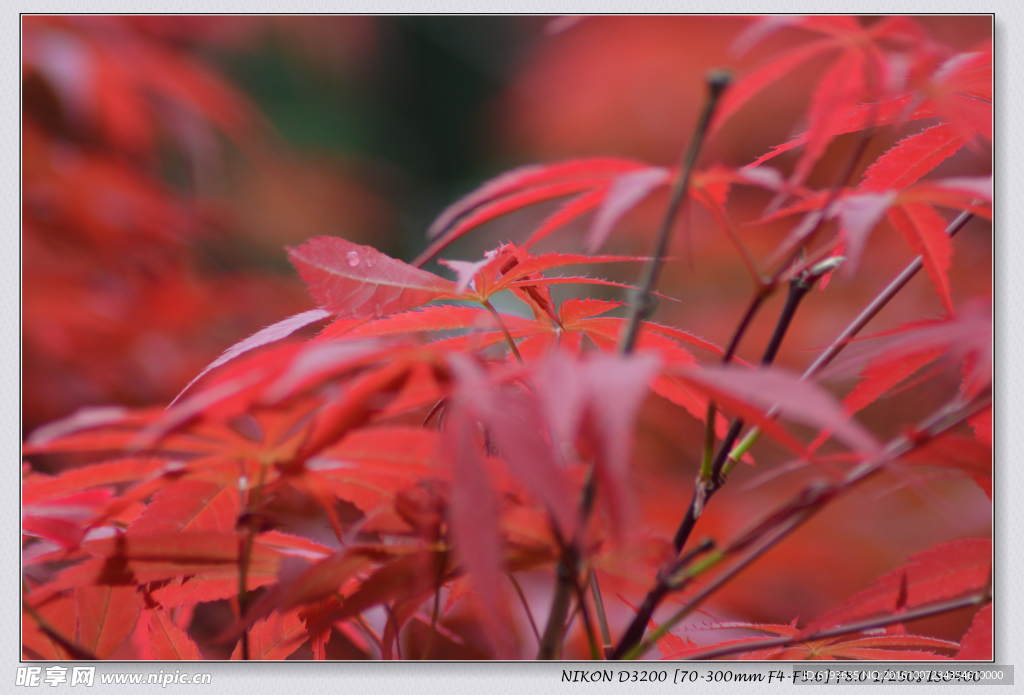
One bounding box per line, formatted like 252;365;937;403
230;610;307;660
290;236;461;320
443;383;516;658
127;479;240;534
886;203;955;314
447;357;577;541
550;352;662;533
145;607;204;660
667;364;880;456
585;167;670;252
744;32;991;176
75;584;144;659
956;604;992;660
23;594;79;660
859;122;977;193
809;538;991;631
311;426;440;521
171;309;331;406
899;434;991;499
825;304;991;401
414;157;648;265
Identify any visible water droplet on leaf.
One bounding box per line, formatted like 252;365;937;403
346;251;360;267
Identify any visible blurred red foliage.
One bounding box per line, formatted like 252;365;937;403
22;16;991;662
22;16;393;433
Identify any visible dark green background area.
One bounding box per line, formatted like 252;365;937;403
216;17;545;260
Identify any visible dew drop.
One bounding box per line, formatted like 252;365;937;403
364;258;374;268
346;251;360;267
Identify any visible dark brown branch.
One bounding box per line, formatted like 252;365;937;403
619;71;730;355
623;393;990;659
616;265;829;659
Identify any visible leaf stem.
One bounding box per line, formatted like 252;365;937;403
508;572;542;645
588;570;614;658
623;393;990;659
722;209;975;475
482;299;524;366
237;461;270;661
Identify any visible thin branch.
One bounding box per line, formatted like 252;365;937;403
537;556;576;659
570;569;602;660
590;72;730;661
622;394;990;660
723;208;975;472
236;462;269;661
23;601;98;660
611;539;715;659
589;571;614;658
421;563;445;660
615;264;829;659
508;572;541;645
619;70;731;355
682;590;990;660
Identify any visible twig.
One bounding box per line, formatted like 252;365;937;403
23;601;98;660
421;564;445;660
682;589;990;660
508;572;542;645
619;70;731;355
537;552;577;659
623;393;990;659
571;569;602;660
615;263;831;658
236;462;270;661
589;571;614;658
581;71;731;661
723;209;975;473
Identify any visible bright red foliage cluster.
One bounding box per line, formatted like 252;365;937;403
23;16;991;661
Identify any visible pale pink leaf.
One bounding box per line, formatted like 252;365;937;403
170;309;331;406
672;365;880;455
832;191;897;276
585;167;670;253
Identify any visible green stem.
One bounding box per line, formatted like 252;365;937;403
722;209;975;476
625;394;989;660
